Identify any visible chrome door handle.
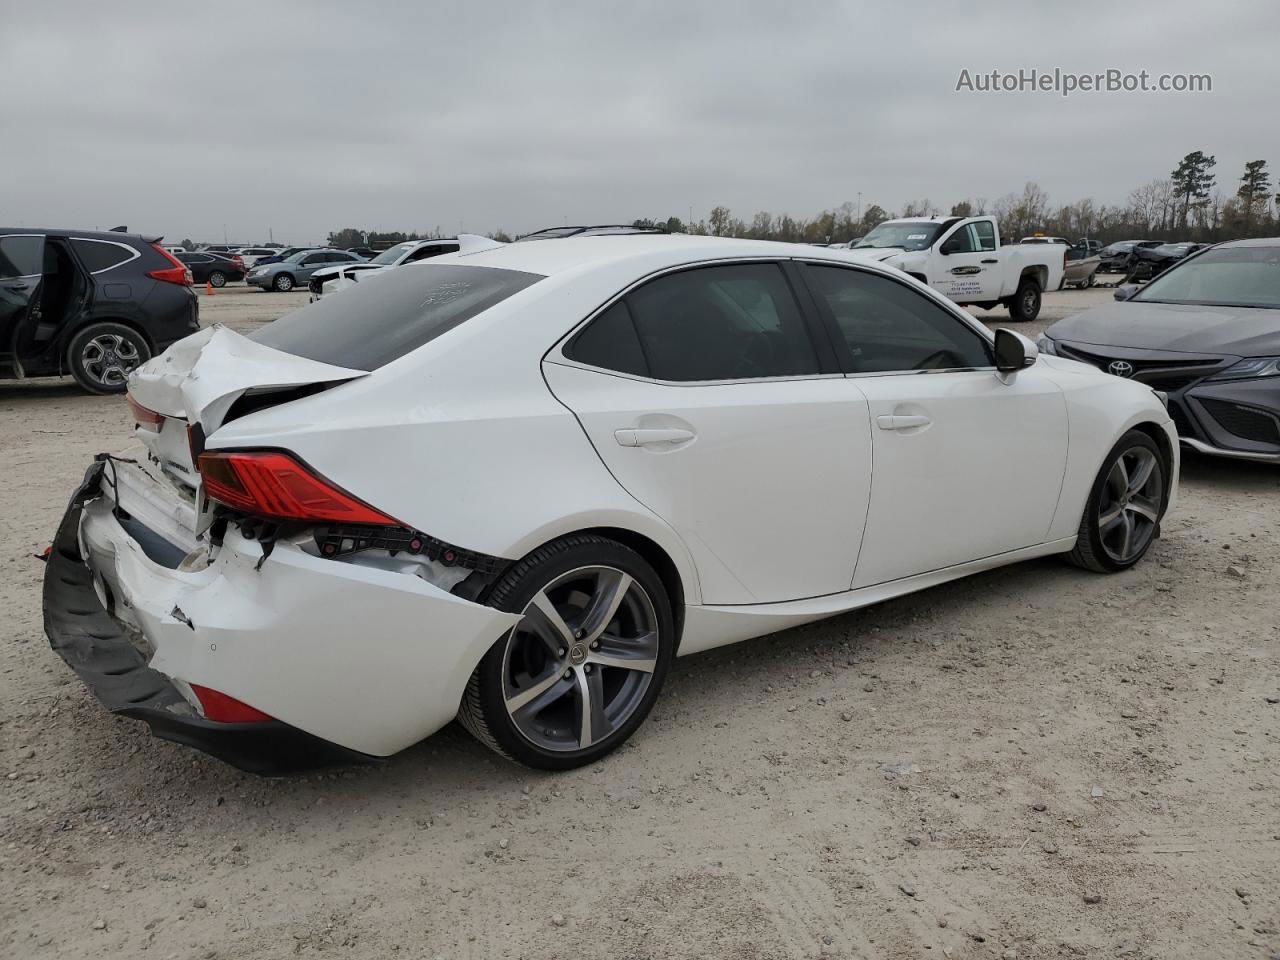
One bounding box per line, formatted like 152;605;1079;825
876;414;931;431
614;427;695;447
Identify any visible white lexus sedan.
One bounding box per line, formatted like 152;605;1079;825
44;232;1177;773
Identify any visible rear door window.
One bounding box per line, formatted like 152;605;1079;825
622;263;820;381
70;239;138;274
0;235;44;278
252;263;543;371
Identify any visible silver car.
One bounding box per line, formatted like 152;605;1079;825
246;249;366;292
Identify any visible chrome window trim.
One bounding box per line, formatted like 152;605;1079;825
69;237;141;275
0;233;46;279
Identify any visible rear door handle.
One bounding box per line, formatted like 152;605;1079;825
614;427;695;447
981;258;999;264
876;414;931;431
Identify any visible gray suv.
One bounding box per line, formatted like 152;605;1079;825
246;249;365;292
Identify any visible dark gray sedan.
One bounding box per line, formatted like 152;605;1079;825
1039;238;1280;464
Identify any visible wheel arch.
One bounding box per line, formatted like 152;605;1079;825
506;522;692;650
1128;418;1176;514
1019;264;1048;289
60;315;156;373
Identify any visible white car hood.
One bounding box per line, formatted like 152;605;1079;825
128;325;368;432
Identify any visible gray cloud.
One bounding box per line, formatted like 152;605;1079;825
2;0;1276;244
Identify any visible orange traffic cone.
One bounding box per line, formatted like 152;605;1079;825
205;280;215;296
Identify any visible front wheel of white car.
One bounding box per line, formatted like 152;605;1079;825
1067;429;1168;574
459;535;675;770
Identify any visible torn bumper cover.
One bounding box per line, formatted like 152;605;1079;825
43;460;520;774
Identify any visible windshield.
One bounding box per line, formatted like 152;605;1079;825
253;263;545;370
1136;245;1280;308
371;242;416;265
1102;242;1135;255
854;222;944;251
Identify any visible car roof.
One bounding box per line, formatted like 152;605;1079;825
450;233;912;278
1213;237;1280;248
1;227;159;244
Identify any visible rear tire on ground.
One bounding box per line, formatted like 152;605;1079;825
208;270;227;288
458;534;675;770
1008;277;1042;321
1067;429;1168;573
272;273;295;292
67;322;151;395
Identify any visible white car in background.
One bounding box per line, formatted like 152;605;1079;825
849;216;1066;321
234;246;283;269
307;236;504;300
44;232;1176;774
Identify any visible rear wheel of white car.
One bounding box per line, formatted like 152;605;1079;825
1009;278;1042;321
1067;429;1167;574
459;535;674;770
208;270;227;288
273;273;295;292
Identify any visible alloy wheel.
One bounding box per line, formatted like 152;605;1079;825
1097;446;1163;564
502;565;660;752
80;333;142;388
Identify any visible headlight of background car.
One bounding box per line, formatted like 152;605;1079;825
1036;335;1057;356
1208;357;1280;381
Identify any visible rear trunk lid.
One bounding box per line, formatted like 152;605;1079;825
129;325;367;435
125;325;368;529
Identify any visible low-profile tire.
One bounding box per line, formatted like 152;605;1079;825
208;270;227;288
1008;277;1042;321
459;534;675;770
1067;429;1168;573
272;273;295;292
67;322;151;395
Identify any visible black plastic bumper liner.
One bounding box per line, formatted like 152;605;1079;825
42;460;375;775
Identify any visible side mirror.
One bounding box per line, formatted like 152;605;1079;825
1114;284;1139;301
994;328;1038;374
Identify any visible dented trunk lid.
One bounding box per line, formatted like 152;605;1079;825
124;325;368;533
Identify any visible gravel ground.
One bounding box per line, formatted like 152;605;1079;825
2;284;1278;960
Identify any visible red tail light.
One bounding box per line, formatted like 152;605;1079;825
148;244;193;286
189;683;274;723
196;450;399;525
126;393;165;427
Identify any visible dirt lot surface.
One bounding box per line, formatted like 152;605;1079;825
3;285;1278;960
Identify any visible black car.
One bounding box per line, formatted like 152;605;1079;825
0;229;199;394
1040;239;1280;464
1122;242;1207;282
176;251;246;286
1098;240;1162;273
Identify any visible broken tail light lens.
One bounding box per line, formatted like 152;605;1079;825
126;393;165;428
196;450;399;526
189;683;274;723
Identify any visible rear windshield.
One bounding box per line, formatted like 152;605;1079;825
252;263;544;370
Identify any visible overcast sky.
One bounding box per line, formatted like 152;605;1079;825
3;1;1277;244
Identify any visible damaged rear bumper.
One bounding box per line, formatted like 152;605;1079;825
43;460;520;773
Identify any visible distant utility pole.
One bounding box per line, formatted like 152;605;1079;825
223;224;228;244
856;192;862;223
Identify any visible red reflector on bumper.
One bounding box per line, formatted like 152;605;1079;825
190;684;275;723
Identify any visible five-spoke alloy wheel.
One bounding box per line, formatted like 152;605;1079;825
461;535;674;769
1069;429;1168;573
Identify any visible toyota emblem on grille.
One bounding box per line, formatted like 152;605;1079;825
1108;360;1135;378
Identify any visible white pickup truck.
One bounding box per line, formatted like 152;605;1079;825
846;216;1065;321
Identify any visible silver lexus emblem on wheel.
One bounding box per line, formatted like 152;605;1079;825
1107;360;1135;378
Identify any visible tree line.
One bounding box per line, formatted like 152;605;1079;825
321;151;1276;249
